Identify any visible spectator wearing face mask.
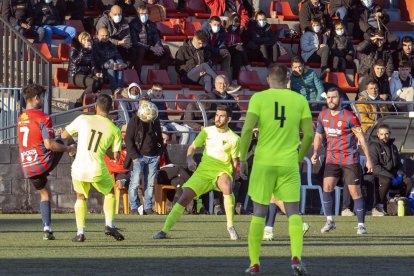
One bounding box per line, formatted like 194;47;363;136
299;0;331;32
129;5;171;82
115;82;144;126
68;31;103;96
96;5;132;65
204;0;250;31
328;21;355;72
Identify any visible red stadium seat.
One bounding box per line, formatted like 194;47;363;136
176;76;204;90
124;69;140;86
238;70;269;91
54;68;80;88
57;43;70;63
147;69;181;89
82;92;96;113
270;1;299;21
324;72;359;94
175;94;196;111
64;20;85;33
185;0;210;19
156;20;186;41
183;21;202;37
33;43;62;63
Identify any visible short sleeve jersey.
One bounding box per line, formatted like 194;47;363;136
17;109;55;178
65;114;122;182
193;126;240;173
316;108;361;165
247;89;312;166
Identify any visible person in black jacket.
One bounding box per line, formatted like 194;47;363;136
393;36;414;76
329;21;355;72
329;0;357;24
369;124;412;214
129;5;171;82
125;96;163;215
2;0;45;42
68;31;103;94
299;0;331;32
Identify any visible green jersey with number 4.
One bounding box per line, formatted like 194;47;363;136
247;89;311;167
65;114;122;182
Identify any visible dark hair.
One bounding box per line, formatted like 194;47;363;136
96;94;112;113
194;30;208;43
209;16;221;23
254;10;266;20
228;13;240;27
373;59;385;67
291;55;304;64
268;63;288;85
399;60;412;69
402;36;413;44
152;82;163;89
366;80;378;88
334;20;344;29
377;124;390;131
326;87;343;98
310;18;321;25
22;84;45;101
137;4;148;12
217;104;232;117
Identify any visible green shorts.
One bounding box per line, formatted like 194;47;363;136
72;172;114;198
248;163;300;205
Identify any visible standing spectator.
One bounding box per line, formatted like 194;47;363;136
125;96;163;215
129;5;171;82
244;10;278;66
201;16;232;82
370;124;413;215
355;81;388;132
290;56;324;101
96;5;132;66
393;36;414;76
204;0;249;30
115;82;143;126
389;61;414;112
175;30;218;93
300;18;330;78
69;32;104;95
17;84;75;240
33;0;76;49
359;59;391;101
92;27;126;93
329;21;355;72
2;0;45;43
299;0;331;32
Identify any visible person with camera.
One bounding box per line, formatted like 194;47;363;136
369;124;412;215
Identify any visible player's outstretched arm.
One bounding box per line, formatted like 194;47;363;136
298;117;314;163
44;138;73;154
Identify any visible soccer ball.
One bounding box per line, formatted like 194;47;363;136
137;101;158;122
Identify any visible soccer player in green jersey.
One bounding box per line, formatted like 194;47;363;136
62;94;125;242
240;64;314;275
153;105;241;240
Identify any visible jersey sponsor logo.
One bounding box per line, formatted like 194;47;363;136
337;121;342;127
18;113;30;125
20;148;39;166
325;127;342;136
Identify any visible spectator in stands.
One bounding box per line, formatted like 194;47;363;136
389;61;414;112
290;55;324;101
300;18;330;79
225;13;252;81
33;0;76;49
68;31;103;97
299;0;331;32
369;124;413;215
129;5;171;82
357;30;394;79
329;0;357;26
115;82;143;126
244;10;278;66
393;36;414;76
175;30;218;93
329;20;355;72
204;0;249;30
92;27;126;93
355;80;388;132
96;5;132;66
359;59;391;101
201;16;232;82
2;0;45;43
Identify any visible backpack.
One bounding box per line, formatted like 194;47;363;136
387;196;412;216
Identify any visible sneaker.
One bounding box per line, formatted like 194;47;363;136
341;208;354;216
371;208;385;217
245;264;260;274
291;256;308;276
227;85;242;94
72;234;86;242
227;226;240;240
302;222;310;236
104;226;125;241
263;230;274;241
153;230;167;239
235;204;247;215
43;230;55;240
356;225;368;235
214;204;225;215
144;209;158;215
320;220;336;233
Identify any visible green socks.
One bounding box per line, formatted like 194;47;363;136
223;194;235;228
74;199;86;234
289;214;303;260
103;194;115;228
162;203;185;234
248;216;265;266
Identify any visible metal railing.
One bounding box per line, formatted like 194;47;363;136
0;87;21;143
0;16;52;114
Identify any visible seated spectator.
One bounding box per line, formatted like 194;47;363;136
96;5;132;66
369;124;413;215
2;0;45;43
33;0;76;49
357;30;394;79
147;83;193;145
389;61;414;112
299;0;331;32
393;36;414;76
329;0;357;26
355;80;388;132
244;10;278;66
300;18;330;78
201;16;232;81
115;82;143;126
68;32;103;96
329;20;355;72
129;5;171;82
92;27;126;93
204;0;249;30
359;59;391;101
175;30;218;93
290;56;324;101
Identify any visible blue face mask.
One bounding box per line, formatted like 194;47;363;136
257;20;266;28
140;15;148;23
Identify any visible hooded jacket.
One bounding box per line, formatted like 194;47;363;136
369;136;402;179
290;68;324;101
96;11;132;49
68;38;96;77
175;38;211;79
116;82;142;127
355;90;388;132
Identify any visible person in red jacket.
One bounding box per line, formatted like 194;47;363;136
204;0;250;30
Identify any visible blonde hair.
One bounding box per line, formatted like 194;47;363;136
78;31;92;44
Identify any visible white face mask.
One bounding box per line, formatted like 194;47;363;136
368;94;377;100
362;0;372;8
257;20;266;28
128;91;139;100
313;26;321;33
336;29;345;36
211;25;220;33
140;15;148;23
112;15;122;23
45;0;53;3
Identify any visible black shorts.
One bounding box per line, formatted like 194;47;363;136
324;163;362;185
28;151;64;190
